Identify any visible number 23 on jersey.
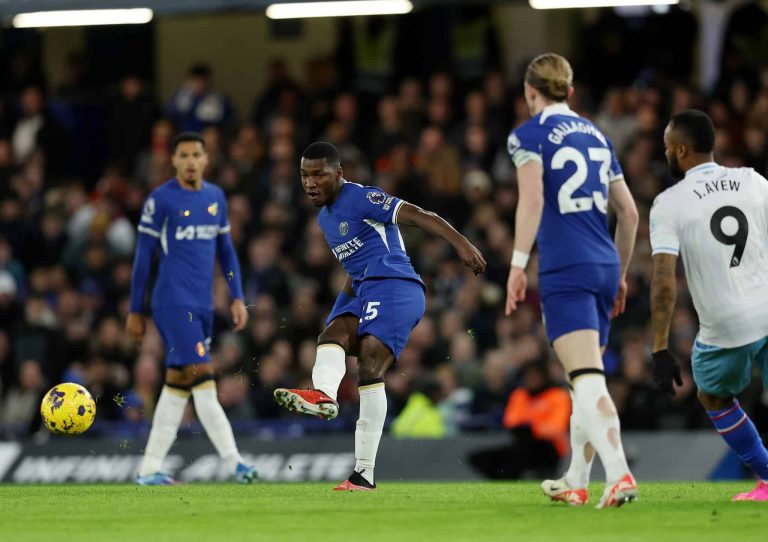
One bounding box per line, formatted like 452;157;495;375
553;146;611;215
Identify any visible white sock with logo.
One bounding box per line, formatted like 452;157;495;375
312;343;347;401
564;392;595;489
192;381;243;473
571;375;631;484
354;381;387;485
138;386;189;477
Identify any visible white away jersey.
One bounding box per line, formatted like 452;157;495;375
650;162;768;347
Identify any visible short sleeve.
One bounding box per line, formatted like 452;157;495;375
507;125;542;168
649;195;680;256
137;193;167;238
607;140;624;183
357;188;403;224
218;192;231;235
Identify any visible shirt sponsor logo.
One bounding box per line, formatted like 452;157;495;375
175;225;219;240
332;237;364;261
367;192;387;205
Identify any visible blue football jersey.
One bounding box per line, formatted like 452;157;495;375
137;179;231;309
507;103;622;273
317;182;423;294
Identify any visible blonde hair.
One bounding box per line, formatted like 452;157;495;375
524;53;573;102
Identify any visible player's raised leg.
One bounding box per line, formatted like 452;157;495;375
274;314;359;420
553;330;636;508
136;382;190;485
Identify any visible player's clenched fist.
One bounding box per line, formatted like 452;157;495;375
126;313;146;343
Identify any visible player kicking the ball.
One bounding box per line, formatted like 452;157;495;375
650;110;768;501
505;53;639;508
274;141;486;491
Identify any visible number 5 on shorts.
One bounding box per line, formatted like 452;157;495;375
364;301;381;320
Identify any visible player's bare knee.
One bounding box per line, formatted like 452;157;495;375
697;390;733;411
318;330;350;352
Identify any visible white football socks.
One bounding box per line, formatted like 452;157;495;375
192;381;243;473
138;385;189;477
312;344;347;401
354;381;387;485
564;392;595;489
571;375;630;484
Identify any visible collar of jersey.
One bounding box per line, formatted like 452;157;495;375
539;102;578;124
684;162;719;178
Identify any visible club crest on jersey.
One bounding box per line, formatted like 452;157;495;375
208;202;218;216
339;221;349;236
196;342;206;357
367;192;387;205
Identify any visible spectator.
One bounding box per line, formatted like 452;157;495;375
165;63;235;132
106;74;158;175
0;359;45;434
469;362;570;479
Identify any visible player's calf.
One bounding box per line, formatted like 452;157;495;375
273;388;339;420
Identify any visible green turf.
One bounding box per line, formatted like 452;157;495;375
0;482;764;542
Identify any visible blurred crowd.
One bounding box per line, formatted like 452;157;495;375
1;5;768;444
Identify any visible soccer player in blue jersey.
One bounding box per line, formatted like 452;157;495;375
127;132;258;485
505;54;639;507
274;141;486;490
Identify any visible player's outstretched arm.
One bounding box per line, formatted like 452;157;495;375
396;202;486;275
608;180;640;316
505;161;544;315
650;253;682;394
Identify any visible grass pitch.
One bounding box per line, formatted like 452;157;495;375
0;482;763;542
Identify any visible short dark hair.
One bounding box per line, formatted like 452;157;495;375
670;109;715;153
188;63;211;79
302;141;340;167
171;132;205;153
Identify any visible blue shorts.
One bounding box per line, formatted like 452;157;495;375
692;336;768;397
539;263;619;346
326;278;425;360
152;306;212;367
